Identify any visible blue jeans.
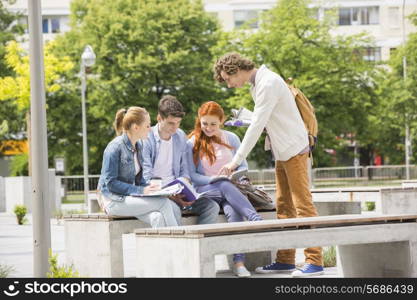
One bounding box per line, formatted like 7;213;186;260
170;198;220;225
197;181;262;263
105;195;179;228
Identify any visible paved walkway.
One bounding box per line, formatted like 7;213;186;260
0;212;338;278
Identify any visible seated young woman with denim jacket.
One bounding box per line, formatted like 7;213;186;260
186;101;262;277
97;107;178;228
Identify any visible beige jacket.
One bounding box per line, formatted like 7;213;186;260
232;65;308;164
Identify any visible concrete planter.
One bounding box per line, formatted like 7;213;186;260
4;169;60;214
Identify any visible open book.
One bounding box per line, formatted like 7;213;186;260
209;169;248;184
163;177;212;202
130;183;184;198
224;107;253;127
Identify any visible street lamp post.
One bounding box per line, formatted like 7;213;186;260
402;0;411;179
81;45;96;212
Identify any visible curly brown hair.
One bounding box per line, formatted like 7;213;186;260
213;52;255;83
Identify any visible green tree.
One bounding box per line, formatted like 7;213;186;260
371;13;417;164
0;41;74;173
215;0;378;167
0;0;25;156
52;0;223;174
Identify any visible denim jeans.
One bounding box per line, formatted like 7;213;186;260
105;195;179;228
197;180;262;263
170;197;220;225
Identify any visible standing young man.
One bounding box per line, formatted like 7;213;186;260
213;53;323;277
142;95;220;225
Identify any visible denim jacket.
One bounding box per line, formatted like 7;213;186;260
186;130;249;187
97;133;147;202
142;125;190;184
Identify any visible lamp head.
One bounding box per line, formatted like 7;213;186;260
81;45;96;67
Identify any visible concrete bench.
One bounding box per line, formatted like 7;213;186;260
379;187;417;214
135;214;417;277
64;201;361;277
64;210;276;277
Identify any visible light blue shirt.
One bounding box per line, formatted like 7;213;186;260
142;124;190;184
186;130;249;187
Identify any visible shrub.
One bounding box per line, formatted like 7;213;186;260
13;205;28;225
364;201;375;211
323;246;337;267
0;263;14;278
47;250;80;278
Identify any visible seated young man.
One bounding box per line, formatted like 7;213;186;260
142;95;220;225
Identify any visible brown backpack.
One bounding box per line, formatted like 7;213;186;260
286;79;318;150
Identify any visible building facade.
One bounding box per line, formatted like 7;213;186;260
5;0;417;61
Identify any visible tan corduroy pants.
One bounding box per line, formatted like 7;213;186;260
274;152;323;266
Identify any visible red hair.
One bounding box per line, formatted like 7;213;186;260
189;101;233;166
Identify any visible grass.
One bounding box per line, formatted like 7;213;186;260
323;246;337;267
62;193;84;204
0;263;15;278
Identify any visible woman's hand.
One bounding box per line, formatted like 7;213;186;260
169;194;195;208
218;162;238;176
144;183;161;195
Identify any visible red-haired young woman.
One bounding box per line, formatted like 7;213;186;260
186;101;262;277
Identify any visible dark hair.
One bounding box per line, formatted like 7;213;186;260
213;52;255;83
158;95;185;119
113;106;148;135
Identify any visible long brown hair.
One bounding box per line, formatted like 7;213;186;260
188;101;233;165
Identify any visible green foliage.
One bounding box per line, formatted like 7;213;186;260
47;249;80;278
364;201;376;211
10;152;28;176
323;246;337;267
0;0;24;78
0;0;25;149
13;204;27;225
370;13;417;164
0;263;14;278
50;0;225;174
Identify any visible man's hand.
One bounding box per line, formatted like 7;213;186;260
169;194;195;208
218;162;238;176
144;183;160;195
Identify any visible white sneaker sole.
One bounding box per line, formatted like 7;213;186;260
292;271;325;278
255;268;296;274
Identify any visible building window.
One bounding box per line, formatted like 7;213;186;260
42;18;49;33
388;7;400;28
51;18;60;33
41;17;61;34
363;47;381;61
234;10;260;29
338;7;379;25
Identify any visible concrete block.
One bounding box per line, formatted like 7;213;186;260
314;201;361;215
48;169;60;213
65;218;149;277
0;177;5;212
5;176;31;213
380;188;417;214
402;180;417;188
337;241;414;277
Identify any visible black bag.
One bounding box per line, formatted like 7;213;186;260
233;176;275;211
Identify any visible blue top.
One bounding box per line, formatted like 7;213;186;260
97;133;147;202
186;130;249;187
141;125;190;184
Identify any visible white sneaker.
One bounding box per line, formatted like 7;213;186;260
233;265;251;278
291;264;324;277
